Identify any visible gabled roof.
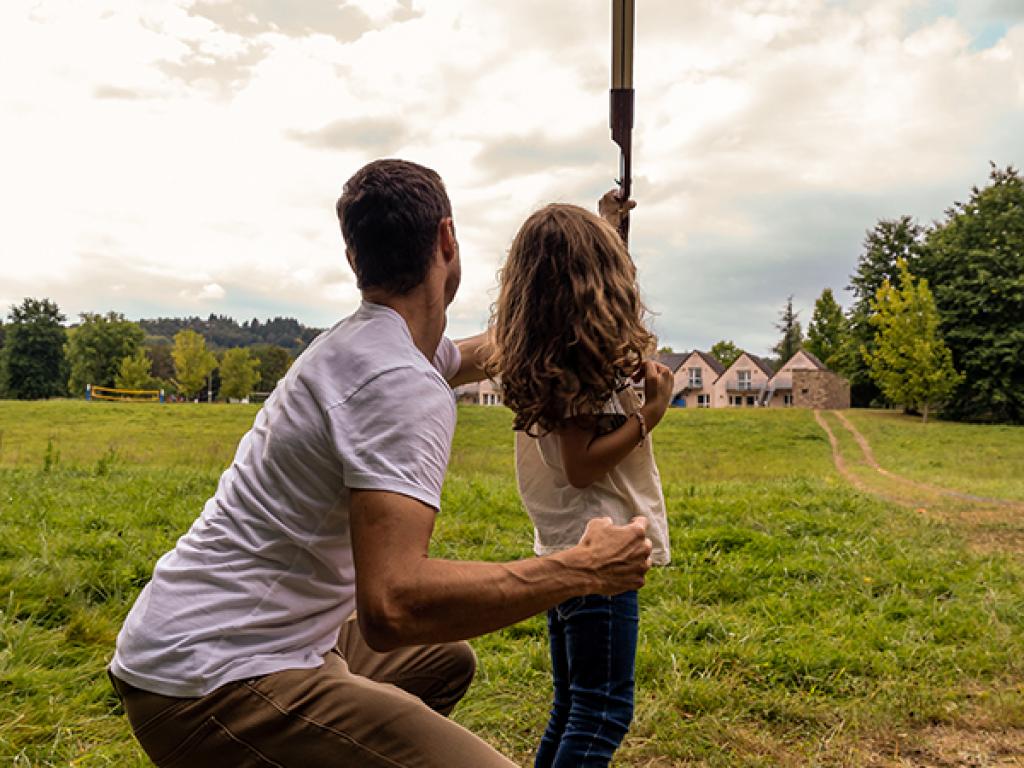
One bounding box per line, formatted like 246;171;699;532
655;351;689;372
692;350;726;377
661;349;727;378
795;348;827;370
714;351;775;384
746;353;775;377
771;350;829;384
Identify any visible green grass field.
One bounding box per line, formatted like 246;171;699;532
1;402;1023;766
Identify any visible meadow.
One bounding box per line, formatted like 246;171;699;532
1;401;1023;766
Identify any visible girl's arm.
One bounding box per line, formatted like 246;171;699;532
448;330;493;387
559;360;675;488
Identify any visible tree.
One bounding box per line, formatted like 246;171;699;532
772;296;803;366
918;165;1024;423
710;340;741;369
805;288;847;370
1;298;67;399
844;216;927;406
145;339;175;380
250;343;292;392
172;330;217;399
219;348;260;401
115;349;154;390
66;311;145;396
862;259;961;422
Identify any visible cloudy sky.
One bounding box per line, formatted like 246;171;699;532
2;0;1022;354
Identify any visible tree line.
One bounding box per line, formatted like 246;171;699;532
679;165;1022;423
0;309;320;402
139;315;320;353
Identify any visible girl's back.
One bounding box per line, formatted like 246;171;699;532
487;200;676;768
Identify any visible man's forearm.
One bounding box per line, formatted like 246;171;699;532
350;490;650;652
367;551;596;650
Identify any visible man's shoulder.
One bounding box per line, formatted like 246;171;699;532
339;363;454;421
297;312;446;409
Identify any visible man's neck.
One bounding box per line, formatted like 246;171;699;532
363;287;446;360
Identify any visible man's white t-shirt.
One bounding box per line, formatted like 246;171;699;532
110;302;461;697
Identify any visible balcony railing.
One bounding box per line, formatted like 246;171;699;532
726;379;763;392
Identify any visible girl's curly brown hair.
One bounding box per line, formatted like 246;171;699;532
485;203;655;435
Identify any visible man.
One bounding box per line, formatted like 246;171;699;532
110;159;652;767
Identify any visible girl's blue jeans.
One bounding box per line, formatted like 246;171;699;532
534;590;639;768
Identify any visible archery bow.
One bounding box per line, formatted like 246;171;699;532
610;0;635;245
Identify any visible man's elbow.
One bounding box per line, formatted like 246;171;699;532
357;591;416;652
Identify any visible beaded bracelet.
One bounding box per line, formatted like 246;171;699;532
632;410;647;445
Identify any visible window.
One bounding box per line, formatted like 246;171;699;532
783;394;793;406
745;395;755;406
688;367;702;388
737;370;751;390
697;394;710;408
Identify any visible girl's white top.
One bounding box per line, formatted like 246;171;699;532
515;386;671;565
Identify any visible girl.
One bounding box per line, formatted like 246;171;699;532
486;202;674;767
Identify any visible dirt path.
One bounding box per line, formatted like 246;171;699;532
814;409;1024;554
833;411;1023;508
812;410;903;503
814;410;1024;512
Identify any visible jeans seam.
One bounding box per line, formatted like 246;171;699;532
241;680;409;768
580;597;613;763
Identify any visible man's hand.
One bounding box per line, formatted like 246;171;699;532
634;360;674;430
598;189;636;229
561;516;652;595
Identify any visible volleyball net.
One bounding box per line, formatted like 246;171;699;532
87;384;165;403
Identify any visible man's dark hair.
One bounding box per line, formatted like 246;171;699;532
336;159;452;295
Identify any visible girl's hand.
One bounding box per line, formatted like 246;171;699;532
598;190;636;229
633;360;674;430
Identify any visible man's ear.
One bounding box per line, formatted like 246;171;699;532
437;216;457;263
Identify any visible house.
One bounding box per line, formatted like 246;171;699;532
453;377;503;406
765;349;850;409
658;350;725;408
454;348;848;410
712;352;776;407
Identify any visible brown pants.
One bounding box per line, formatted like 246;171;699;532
110;617;517;767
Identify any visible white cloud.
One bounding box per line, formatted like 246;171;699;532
183;283;226;301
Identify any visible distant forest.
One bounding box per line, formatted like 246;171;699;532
139;314;323;353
